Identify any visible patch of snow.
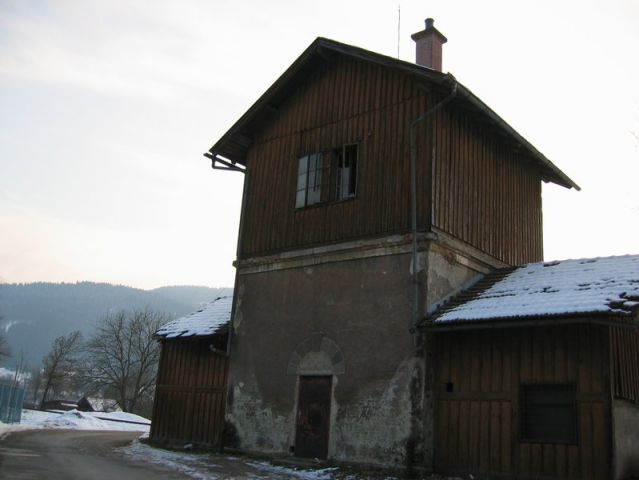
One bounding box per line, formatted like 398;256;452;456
436;254;639;322
122;441;225;480
121;441;462;480
93;411;150;425
0;409;149;438
247;461;338;479
155;295;232;338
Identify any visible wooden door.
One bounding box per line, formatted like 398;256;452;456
295;376;332;459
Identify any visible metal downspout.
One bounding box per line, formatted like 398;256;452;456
203;153;248;355
408;79;458;332
206;153;248;452
226;166;248;357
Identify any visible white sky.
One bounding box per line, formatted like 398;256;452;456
1;0;638;290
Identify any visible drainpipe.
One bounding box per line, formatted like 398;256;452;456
408;78;458;332
203;152;248;356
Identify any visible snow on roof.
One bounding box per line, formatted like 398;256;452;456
434;255;639;324
155;296;232;338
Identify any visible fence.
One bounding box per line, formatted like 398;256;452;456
0;382;25;424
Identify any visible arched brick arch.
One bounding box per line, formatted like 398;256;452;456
287;332;345;376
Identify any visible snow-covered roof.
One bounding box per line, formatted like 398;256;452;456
434;255;639;324
155;296;232;338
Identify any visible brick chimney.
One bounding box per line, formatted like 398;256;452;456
411;18;447;71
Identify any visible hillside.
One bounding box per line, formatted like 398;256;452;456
0;282;232;368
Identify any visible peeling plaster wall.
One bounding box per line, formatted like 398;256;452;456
425;243;485;308
228;252;419;464
227;238;488;467
331;357;423;465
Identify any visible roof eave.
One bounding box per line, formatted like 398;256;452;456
207;37;448;166
453;84;580;191
427;312;638;331
207;38;579;191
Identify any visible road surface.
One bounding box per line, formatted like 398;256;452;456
0;430;189;479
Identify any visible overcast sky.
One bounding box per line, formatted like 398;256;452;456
1;0;638;290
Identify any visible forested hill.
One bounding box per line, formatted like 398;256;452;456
0;282;232;367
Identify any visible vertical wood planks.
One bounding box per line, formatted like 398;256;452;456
239;56;542;263
431;107;543;266
151;338;229;448
434;324;611;479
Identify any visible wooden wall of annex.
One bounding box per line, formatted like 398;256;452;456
610;325;639;402
433;324;611;479
151;338;228;448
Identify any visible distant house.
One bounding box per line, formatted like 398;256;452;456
428;254;639;479
40;400;78;411
150;296;231;449
193;16;639;480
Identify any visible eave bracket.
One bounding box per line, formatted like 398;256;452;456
204;152;246;173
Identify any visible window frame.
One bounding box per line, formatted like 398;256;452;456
294;143;359;210
295;152;327;209
520;383;578;445
335;143;358;201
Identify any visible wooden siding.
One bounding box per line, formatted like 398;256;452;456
434;325;611;479
610;325;639;403
239;56;543;265
150;338;228;448
240;56;431;257
432;107;543;265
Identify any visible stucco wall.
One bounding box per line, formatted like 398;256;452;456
613;399;639;479
227;238;484;467
228;252;419;465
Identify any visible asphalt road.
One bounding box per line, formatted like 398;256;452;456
0;430;190;480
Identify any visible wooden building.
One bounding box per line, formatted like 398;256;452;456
196;17;639;480
195;15;639;478
429;256;639;479
150;296;231;449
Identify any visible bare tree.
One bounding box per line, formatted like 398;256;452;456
11;350;28;388
0;333;9;359
28;367;43;405
84;308;165;415
40;331;83;408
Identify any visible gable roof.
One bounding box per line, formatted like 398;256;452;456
207;37;579;190
430;255;639;326
155;295;232;339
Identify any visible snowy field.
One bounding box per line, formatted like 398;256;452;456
0;408;150;439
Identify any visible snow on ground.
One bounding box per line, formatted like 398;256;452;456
122;440;462;480
123;441;380;480
1;409;461;480
0;408;150;439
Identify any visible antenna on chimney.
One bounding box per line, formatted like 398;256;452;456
397;3;401;59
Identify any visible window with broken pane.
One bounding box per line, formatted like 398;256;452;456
335;144;358;200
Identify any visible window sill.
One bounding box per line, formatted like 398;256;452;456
294;196;358;212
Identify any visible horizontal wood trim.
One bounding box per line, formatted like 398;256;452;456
156;385;225;393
